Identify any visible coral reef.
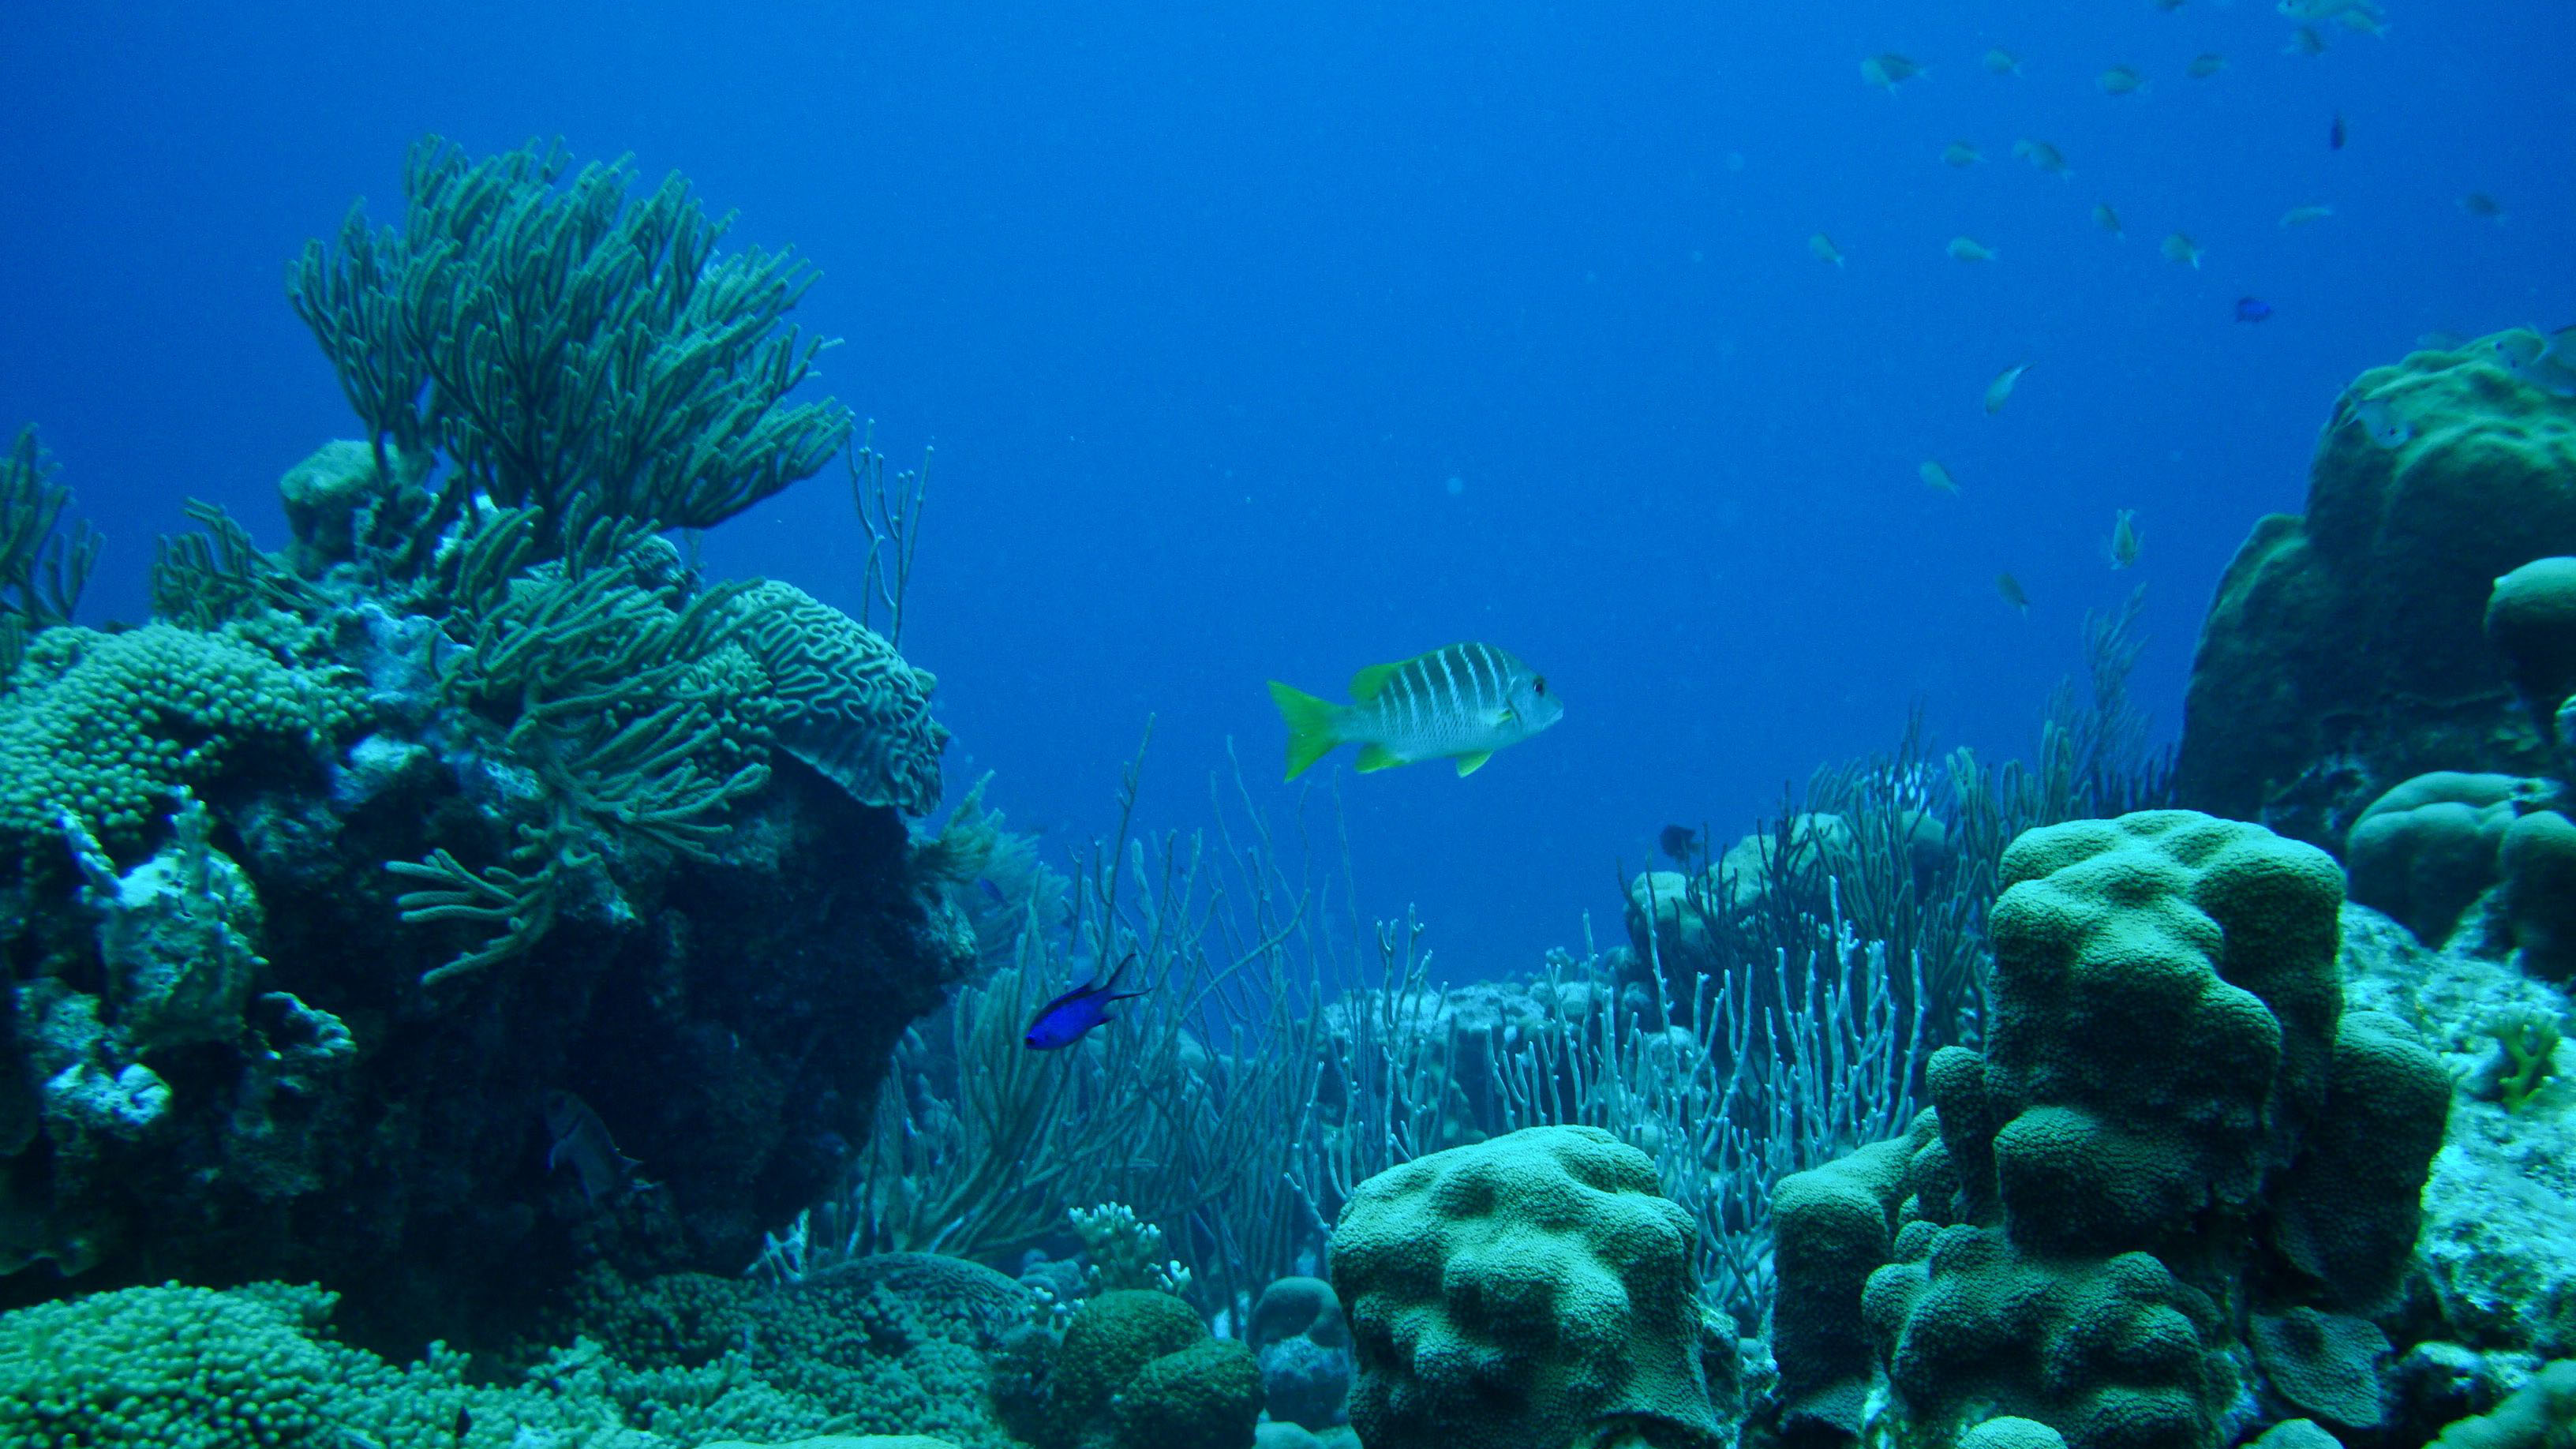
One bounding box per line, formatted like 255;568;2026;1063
1768;811;2451;1449
1331;1123;1727;1449
0;137;966;1355
2176;332;2576;847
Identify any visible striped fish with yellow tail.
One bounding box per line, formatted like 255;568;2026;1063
1268;642;1563;781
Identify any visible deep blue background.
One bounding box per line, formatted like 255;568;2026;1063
4;1;2569;978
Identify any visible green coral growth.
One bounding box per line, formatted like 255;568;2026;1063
0;1279;856;1448
2484;1005;2565;1112
289;135;854;563
388;510;788;983
0;622;362;846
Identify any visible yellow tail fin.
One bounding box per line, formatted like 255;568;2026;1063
1268;682;1345;781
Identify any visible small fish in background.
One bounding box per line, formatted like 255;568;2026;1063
2235;296;2275;324
2161;231;2204;268
2110;511;2141;569
2279;204;2334;227
1270;642;1564;780
1658;825;1700;864
1948;236;1998;263
2013;139;2070;176
2093;202;2126;237
1863;53;1926;91
1997;573;2031;614
1942;140;1984;167
1984;47;2023;76
2187;53;2229;79
2485;328;2576;398
2461;193;2507;224
2280;0;2385;28
2330;113;2347;149
1024;953;1147;1050
1809;232;1847;267
2098;66;2150;96
2352;392;2413;448
1920;459;1961;494
1984;362;2032;414
542;1090;644;1208
2286;26;2329;55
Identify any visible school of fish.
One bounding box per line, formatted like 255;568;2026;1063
1798;0;2539;620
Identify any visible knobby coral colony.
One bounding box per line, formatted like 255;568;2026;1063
3;135;2575;1449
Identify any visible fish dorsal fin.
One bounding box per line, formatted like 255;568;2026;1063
1356;743;1404;773
1455;751;1493;777
1348;662;1400;703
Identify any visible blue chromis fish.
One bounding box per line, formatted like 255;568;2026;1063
1861;53;1925;91
2352;392;2413;448
1983;362;2031;414
542;1090;643;1206
1270;642;1563;780
2012;139;2070;177
1024;953;1146;1050
2484;328;2576;398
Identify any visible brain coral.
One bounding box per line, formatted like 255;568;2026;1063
2174;331;2576;847
1329;1123;1724;1449
726;579;948;815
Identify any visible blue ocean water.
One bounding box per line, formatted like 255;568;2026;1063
2;0;2567;979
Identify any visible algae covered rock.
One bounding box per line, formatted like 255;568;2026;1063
2177;334;2576;847
1331;1123;1724;1449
